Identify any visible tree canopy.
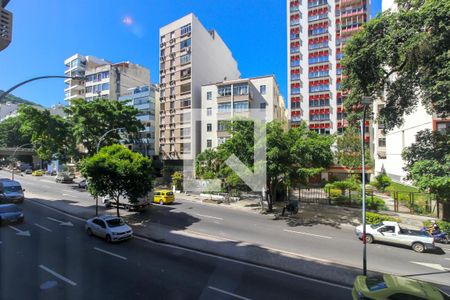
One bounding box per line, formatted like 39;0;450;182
342;0;449;129
195;120;334;210
18;105;75;162
335;126;372;172
65;98;143;155
80;144;154;216
0;116;31;147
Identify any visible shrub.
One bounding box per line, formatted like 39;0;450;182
171;171;183;191
353;196;387;211
423;220;450;233
366;212;400;224
373;173;392;192
326;188;342;198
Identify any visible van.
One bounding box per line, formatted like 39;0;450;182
0;179;24;204
153;190;175;205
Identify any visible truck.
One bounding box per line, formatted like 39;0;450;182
355;221;435;253
102;194;151;212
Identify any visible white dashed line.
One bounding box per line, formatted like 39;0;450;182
39;265;77;286
195;213;223;220
34;223;52;232
94;247;127;260
208;286;251;300
283;229;332;239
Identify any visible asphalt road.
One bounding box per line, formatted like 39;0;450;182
0;195;352;300
3;171;450;291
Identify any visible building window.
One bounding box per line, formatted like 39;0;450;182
180;68;191;79
180;38;191;49
233;84;249;96
207;123;212;132
181;112;190;124
436;122;450;134
260;103;267;109
170;46;175;53
161;36;166;43
260;85;267;95
170;31;175;39
181;98;191;108
160;76;166;83
218;103;231;113
180;83;191;94
233;101;249;112
207;91;212;100
207;108;212;116
160;89;166;97
101;83;109;91
181;24;191;35
207;139;212;148
180;53;191;65
378;138;386;147
181;143;191;154
160;49;165;57
218;85;232;96
181;127;190;138
170;87;175;96
218;121;228;132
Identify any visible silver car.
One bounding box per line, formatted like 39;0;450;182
85;215;133;242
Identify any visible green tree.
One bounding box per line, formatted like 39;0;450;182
335;126;372;173
80;144;154;217
402;130;450;219
409;156;450;220
171;171;183;191
401;129;449;173
65;98;143;155
0;116;31;147
18;105;75;162
195;149;222;179
342;0;449;129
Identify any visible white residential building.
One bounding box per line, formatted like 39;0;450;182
200;76;288;152
372;0;450;182
119;85;159;157
158;13;240;164
64;54;150;102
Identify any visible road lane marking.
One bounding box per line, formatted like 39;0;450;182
8;225;31;237
208;286;251;300
445;258;450;261
283;229;332;239
195;213;223;220
410;261;449;271
62;193;77;198
47;217;74;227
40;179;55;184
34;223;52;232
94;247;127;260
134;236;352;291
39;265;77;286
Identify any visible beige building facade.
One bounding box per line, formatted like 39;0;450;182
158;13;240;163
201;75;288;152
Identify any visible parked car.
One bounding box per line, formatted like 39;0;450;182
102;194;150;212
55;173;74;183
355;221;435;253
0;179;24;204
78;179;88;189
153;190;175;205
352;274;449;300
32;170;44;176
25;168;33;174
0;204;24;225
85;215;133;243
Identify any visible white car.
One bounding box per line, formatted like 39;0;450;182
355;221;434;253
85;215;133;243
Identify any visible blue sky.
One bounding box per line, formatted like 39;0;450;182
0;0;381;108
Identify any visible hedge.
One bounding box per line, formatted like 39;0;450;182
366;212;400;224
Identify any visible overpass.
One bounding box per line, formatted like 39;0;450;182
0;147;42;168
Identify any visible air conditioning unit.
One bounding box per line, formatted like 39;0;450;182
160;42;166;48
160;56;166;61
170;39;175;44
187;47;192;53
170;81;175;86
170;53;176;58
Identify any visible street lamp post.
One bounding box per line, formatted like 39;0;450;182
11;143;33;180
93;127;125;216
360;96;372;276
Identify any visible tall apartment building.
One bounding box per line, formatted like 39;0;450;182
372;0;449;182
287;0;370;134
119;85;159;157
201;75;288;152
64;54;150;102
158;13;240;164
0;0;13;52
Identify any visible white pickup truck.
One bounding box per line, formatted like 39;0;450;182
355;221;435;253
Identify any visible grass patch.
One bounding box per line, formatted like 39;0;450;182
386;182;419;193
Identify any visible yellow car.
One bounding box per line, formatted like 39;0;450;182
353;274;449;300
32;170;44;176
153;190;175;205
